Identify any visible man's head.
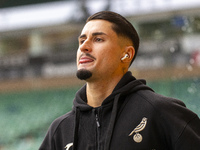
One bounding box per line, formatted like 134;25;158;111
76;11;139;81
86;11;139;64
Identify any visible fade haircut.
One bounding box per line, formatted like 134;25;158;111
86;11;139;65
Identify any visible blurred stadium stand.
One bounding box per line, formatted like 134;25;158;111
0;87;79;149
0;0;200;149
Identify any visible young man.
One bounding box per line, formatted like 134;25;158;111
39;11;200;150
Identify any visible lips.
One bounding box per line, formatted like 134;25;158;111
79;56;94;64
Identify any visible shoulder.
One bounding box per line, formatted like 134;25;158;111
53;110;75;125
39;110;75;150
134;89;199;130
136;89;186;110
128;89;197;121
47;110;75;136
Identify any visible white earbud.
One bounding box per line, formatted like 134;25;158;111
121;54;129;60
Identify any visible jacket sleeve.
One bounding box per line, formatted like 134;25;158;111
38;111;74;150
39;124;56;150
174;115;200;150
38;115;65;150
149;92;200;150
160;98;200;150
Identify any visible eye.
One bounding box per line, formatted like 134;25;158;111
79;39;85;45
95;37;104;42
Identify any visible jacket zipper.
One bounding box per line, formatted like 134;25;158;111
96;113;100;128
95;109;101;150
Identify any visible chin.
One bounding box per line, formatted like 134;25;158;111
76;69;92;80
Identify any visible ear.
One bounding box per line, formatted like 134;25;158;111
121;46;135;63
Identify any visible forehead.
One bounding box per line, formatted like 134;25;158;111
80;20;116;36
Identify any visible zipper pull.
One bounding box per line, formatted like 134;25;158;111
95;114;100;128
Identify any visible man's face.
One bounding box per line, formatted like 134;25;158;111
77;20;124;81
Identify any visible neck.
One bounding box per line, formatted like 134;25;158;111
86;74;123;108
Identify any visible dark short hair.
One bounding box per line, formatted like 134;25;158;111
86;11;139;65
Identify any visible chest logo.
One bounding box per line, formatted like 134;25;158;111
64;143;73;150
129;117;147;143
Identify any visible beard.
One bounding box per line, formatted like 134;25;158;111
76;69;92;80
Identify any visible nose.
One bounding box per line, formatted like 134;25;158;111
79;39;92;53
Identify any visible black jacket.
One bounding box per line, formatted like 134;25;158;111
39;71;200;150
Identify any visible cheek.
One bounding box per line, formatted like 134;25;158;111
105;47;121;61
76;49;81;63
99;52;117;66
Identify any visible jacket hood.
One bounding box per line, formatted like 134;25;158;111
73;71;153;111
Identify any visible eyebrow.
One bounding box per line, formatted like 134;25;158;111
78;32;107;40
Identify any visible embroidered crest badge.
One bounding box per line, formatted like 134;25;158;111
129;117;147;143
64;143;73;150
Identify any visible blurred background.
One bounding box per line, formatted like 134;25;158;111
0;0;200;149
